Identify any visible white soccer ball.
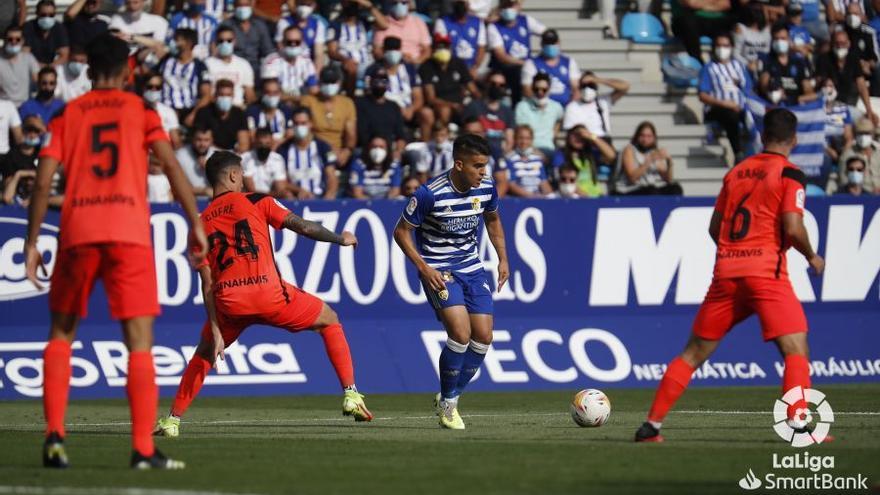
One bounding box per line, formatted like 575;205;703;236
570;388;611;427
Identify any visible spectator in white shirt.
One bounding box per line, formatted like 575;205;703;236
109;0;169;50
242;127;288;195
175;127;217;197
54;44;91;101
563;71;630;142
142;73;183;149
205;25;256;107
0;97;23;155
275;0;326;72
261;26;319;104
147;159;173;203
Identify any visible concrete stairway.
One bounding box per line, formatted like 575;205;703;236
523;0;727;196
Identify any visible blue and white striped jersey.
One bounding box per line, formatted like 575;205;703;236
158;55;209;110
401;172;499;274
328;19;373;64
167;13;220;59
698;59;752;108
502;149;547;194
276;137;338;195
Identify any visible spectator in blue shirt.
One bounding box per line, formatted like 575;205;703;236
521;29;581;107
487;0;546;105
795;0;828;42
786;3;815;58
167;0;220;60
434;0;487;79
349;135;403;199
327;0;389;95
19;67;64;127
502;125;552;197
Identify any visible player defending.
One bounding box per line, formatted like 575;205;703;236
634;108;825;443
24;34;208;468
154;151;372;437
393;134;509;430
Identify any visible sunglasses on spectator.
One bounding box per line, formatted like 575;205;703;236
38;12;55;17
560;177;577;183
6;37;22;43
533;86;549;94
218;37;235;43
145;84;162;90
285;39;303;45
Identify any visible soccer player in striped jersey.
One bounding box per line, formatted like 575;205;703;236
393;133;509;430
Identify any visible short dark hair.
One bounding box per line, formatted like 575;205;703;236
712;32;733;48
206;150;242;186
86;33;130;80
36;0;55;11
291;106;312;120
762;108;798;144
846;156;866;169
38;66;57;81
261;77;280;89
215;78;235;91
771;21;789;37
532;72;551;87
70;44;86;56
5;25;22;37
453;133;491;162
216;25;235;39
174;27;198;47
255;127;273;138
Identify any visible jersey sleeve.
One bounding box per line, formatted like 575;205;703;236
781;167;807;215
39;111;65;162
144;106;170;146
713;176;729;213
485;183;499;212
253;193;292;229
390;163;403;187
401;184;434;227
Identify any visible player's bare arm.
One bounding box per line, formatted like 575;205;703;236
483;209;510;292
24;156;62;290
197;265;225;366
282;213;357;247
782;212;825;275
392;219;446;292
708;210;723;245
151;139;208;265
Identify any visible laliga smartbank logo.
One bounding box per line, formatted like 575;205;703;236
773;386;833;447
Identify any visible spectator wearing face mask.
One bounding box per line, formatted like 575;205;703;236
785;2;815;58
356;66;407;154
242;127;288;195
275;106;340;199
373;0;431;65
842;2;879;79
817;29;878;125
0;122;40;188
64;0;109;50
19;67;65;126
367;36;430;140
246;78;294;147
328;0;388;95
419;33;478;132
699;33;752;158
222;0;274;78
501;125;553;198
23;0;70;67
563;71;629;143
2;166;36;206
732;3;770;76
349;135;403;199
206;25;256;107
142;73;182;150
109;0;169;48
550;125;616;198
557;165;584;198
409;120;455;181
434;0;487;79
54;44;90;101
515;72;563;159
175;127;216;197
167;0;220;60
837;156;872;194
146;158;173;203
521;29;580;107
193;79;251;151
275;0;326;72
614;121;682;196
463;69;515;160
487;0;546;105
838;117;880;192
300;65;357;166
822;79;853;177
158;28;212;127
758;23;815;106
1;26;41;107
261;26;319;104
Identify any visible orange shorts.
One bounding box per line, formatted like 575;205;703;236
200;283;325;347
692;277;807;342
49;243;160;320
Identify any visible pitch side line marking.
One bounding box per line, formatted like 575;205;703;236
0;487;263;495
0;409;877;429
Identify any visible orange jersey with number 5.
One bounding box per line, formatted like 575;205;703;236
40;89;168;249
194;192;293;316
712;152;807;280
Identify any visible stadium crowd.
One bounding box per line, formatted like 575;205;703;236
1;0;878;207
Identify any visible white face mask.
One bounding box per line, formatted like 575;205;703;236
847;170;865;185
321;83;340;97
769;90;784;104
857;133;873;148
835;47;849;59
581;87;597;103
217;41;234;57
235;6;252;20
296;5;313;18
772;39;789;54
559;182;577;196
847;13;861;29
294;124;309;140
369;147;388;163
67;61;85;77
535;95;549;106
144;89;162;103
262;94;280;108
823;87;837;101
284;45;305;59
391;2;409;18
715;46;732;61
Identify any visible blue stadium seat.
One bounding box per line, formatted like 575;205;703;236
700;36;712;45
662;52;702;88
620;13;669;44
806;183;826;196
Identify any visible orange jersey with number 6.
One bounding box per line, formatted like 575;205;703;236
40;89;168;249
194;192;293;316
712;152;807;280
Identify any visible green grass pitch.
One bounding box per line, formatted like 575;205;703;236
0;384;878;495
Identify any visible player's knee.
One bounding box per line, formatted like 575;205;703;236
472;334;492;346
313;304;339;331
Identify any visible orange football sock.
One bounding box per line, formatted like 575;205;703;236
321;324;354;388
43;339;72;437
127;351;157;457
171;354;212;417
647;357;695;424
783;354;811;421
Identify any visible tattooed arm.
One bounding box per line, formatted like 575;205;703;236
282;213;358;246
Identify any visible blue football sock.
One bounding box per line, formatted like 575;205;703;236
455;340;490;395
439;338;468;400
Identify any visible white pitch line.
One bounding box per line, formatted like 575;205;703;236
0;486;263;495
0;410;877;429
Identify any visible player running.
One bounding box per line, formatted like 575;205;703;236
393;134;509;430
634;108;825;443
24;34;208;469
154;150;372;438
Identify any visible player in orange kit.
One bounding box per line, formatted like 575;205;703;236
154;150;372;438
635;108;826;443
24;33;208;469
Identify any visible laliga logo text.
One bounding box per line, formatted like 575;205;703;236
773;386;833;447
0;217;57;301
